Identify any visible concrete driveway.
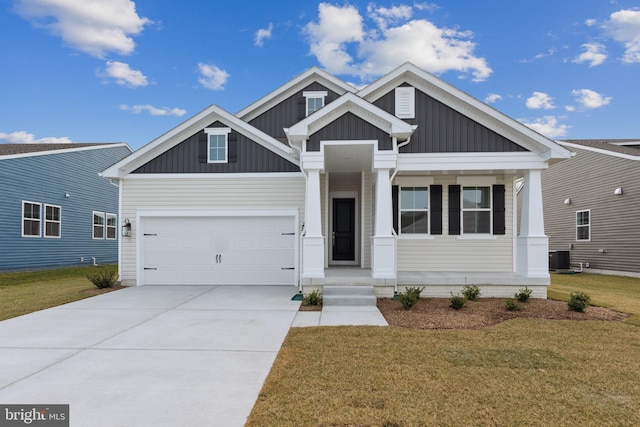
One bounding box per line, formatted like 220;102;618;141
0;285;301;427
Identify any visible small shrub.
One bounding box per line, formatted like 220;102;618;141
449;293;466;310
303;290;322;306
461;284;481;301
568;291;591;312
396;292;418;310
87;268;118;289
515;287;533;303
505;299;522;311
405;286;425;299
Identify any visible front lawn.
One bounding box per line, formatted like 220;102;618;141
0;265;120;321
247;273;640;426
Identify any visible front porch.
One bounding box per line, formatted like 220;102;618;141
302;267;550;298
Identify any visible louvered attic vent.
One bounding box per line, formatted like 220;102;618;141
395;86;415;119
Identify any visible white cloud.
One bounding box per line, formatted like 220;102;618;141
119;104;186;116
573;43;607;66
0;130;75;144
484;93;502;104
565;105;576;112
255;23;273;47
604;8;640;63
585;18;598;27
304;3;491;82
197;63;230;90
526;92;556;110
572;88;612;109
14;0;151;58
102;61;148;87
519;116;569;139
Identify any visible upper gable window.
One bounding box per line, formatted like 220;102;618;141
395;86;415;119
303;91;328;116
205;127;231;163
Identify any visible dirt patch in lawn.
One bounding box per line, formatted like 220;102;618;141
377;298;629;330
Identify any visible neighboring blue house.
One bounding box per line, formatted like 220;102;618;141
0;143;132;271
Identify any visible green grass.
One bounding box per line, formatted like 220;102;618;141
248;273;640;426
0;265;119;321
549;272;640;325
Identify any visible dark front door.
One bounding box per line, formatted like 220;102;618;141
332;198;355;261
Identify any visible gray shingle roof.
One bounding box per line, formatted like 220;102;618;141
559;139;640;157
0;143;117;156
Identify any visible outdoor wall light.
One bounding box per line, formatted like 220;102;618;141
614;187;623;195
564;198;571;205
122;219;132;237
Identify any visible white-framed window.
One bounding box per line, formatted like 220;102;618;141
106;213;117;240
395;86;415;119
303;91;327;116
93;211;105;239
462;186;491;234
576;209;591;241
205;127;230;163
400;187;429;234
44;204;61;238
22;201;41;237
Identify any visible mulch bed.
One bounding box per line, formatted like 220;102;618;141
82;285;125;296
377;297;629;330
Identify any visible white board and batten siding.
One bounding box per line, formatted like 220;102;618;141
396;176;514;273
120;175;306;286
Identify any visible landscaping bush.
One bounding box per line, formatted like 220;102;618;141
515;287;533;303
568;291;591;312
396;287;424;310
303;290;322;306
450;293;466;310
505;299;522;311
86;268;118;289
461;284;481;301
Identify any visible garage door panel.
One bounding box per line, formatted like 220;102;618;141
142;216;295;285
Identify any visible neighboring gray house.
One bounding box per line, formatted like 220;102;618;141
0;143;132;271
102;63;571;298
542;139;640;277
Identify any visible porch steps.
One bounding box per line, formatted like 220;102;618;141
322;285;377;307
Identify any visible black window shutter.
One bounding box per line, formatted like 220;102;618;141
448;185;461;235
493;184;506;235
430;185;442;235
392;185;399;234
228;132;238;163
298;97;307;121
198;132;208;163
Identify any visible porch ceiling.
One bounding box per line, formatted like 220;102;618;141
324;144;373;172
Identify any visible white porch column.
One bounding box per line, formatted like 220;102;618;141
372;168;396;279
302;167;324;278
516;169;549;278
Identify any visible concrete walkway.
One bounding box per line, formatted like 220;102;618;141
0;285;387;426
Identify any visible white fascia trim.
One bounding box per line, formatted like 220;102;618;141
286;93;414;145
124;172;304;180
397;152;549;172
359;62;572;160
556;140;640;161
102;104;299;179
137;208;299;218
2;143;132;161
236;67;355;121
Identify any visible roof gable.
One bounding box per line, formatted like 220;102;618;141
359;62;571;161
102;105;298;178
285;92;414;146
236;67;356;122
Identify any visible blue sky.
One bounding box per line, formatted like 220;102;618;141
1;0;639;150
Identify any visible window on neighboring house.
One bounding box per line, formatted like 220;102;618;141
205;127;230;163
106;213;117;240
462;186;491;234
400;187;429;234
395;86;415;119
44;204;61;238
576;210;590;241
93;212;105;239
22;201;41;237
303;91;327;116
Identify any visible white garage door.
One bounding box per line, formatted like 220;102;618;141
142;216;296;285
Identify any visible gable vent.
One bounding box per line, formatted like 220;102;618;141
395;86;415;119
